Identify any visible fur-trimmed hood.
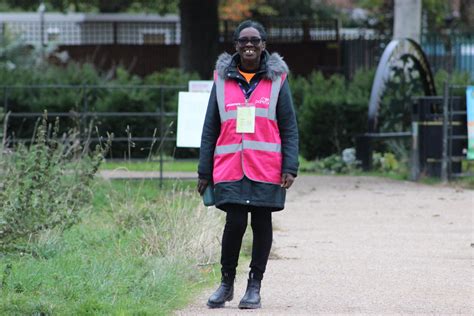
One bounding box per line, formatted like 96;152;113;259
215;51;289;81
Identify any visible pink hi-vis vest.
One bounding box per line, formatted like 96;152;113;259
213;71;286;184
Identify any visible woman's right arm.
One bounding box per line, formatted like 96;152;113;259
198;83;221;182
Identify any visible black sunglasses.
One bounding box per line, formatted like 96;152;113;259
236;37;262;46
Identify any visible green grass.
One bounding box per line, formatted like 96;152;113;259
93;179;196;207
101;160;198;172
1;229;197;314
0;179;223;315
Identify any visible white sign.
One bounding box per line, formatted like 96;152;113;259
176;92;210;148
188;80;214;93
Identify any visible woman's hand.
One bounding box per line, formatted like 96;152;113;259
281;173;295;189
197;178;209;195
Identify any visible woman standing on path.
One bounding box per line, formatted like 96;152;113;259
197;20;299;309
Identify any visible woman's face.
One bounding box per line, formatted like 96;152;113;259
235;27;265;66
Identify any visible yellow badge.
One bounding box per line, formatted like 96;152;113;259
236;105;255;133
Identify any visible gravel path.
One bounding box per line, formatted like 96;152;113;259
176;175;473;315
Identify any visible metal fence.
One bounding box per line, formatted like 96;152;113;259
412;84;471;181
0;13;181;45
342;33;474;80
0;83;187;156
421;33;474;79
1;13;350;45
3;13;473;79
220;18;342;42
354;81;472;182
440;84;471;180
341;38;386;79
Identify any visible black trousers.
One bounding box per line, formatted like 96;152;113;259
220;205;273;281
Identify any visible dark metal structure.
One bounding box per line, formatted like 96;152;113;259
413;94;467;178
357;38;438;171
368;38;437;133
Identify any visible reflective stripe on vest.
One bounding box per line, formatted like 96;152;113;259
216;75;282;122
215;140;281;155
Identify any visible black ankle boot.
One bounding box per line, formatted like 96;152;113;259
238;278;262;309
206;274;234;308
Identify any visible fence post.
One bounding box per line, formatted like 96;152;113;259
1;112;10;154
2;87;9;145
302;19;310;42
3;87;8;113
441;81;449;182
0;22;5;38
224;20;229;42
410;121;419;181
335;18;340;42
82;84;89;142
355;134;372;171
159;87;164;188
410;99;419;181
113;22;118;45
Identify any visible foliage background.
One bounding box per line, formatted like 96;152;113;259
1;1;473;160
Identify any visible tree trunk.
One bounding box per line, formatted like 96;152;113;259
179;0;219;79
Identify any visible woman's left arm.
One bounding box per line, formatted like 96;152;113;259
276;78;299;178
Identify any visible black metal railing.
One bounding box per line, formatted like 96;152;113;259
0;84;184;144
0;84;192;184
356;84;471;181
220;18;340;42
421;33;474;79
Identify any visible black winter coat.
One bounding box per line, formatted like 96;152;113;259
198;51;299;212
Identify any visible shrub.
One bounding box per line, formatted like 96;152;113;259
299;149;405;176
0;65;197;158
293;65;472;161
288;74;310;114
294;69;373;160
0;180;224;314
434;69;473;95
299;149;360;174
372;151;405;174
1;36;199;159
91;68;198;158
0;113;110;252
1;36;207;160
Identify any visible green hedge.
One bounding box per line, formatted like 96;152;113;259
293;68;473;161
0;64;198;158
291;69;374;160
2;57;471;161
433;69;473;95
